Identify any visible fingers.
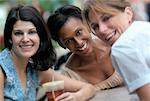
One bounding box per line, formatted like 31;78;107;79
55;92;76;101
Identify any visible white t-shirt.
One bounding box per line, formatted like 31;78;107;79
111;21;150;93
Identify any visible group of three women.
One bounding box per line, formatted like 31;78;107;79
0;0;150;101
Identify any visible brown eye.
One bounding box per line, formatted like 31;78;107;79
92;24;99;32
102;15;112;22
76;30;81;36
28;30;37;35
14;31;23;36
64;39;73;45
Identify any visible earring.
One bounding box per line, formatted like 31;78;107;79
129;20;132;24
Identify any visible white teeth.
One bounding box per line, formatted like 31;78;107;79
106;31;115;41
79;43;87;51
20;45;32;48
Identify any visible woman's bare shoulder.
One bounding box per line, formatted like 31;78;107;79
65;53;81;68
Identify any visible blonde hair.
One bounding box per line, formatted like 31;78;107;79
82;0;132;28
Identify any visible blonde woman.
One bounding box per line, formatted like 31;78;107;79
83;0;150;100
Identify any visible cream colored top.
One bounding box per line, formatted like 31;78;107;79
60;67;123;91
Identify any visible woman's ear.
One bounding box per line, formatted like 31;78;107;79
124;7;134;23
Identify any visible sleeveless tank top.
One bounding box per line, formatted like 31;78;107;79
0;49;39;101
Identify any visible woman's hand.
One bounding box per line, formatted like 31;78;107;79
55;92;78;101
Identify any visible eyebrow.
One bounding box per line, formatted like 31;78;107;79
13;27;36;31
12;29;22;33
90;13;106;25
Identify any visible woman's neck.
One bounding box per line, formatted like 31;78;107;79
10;50;28;73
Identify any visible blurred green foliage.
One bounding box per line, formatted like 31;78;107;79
39;0;74;12
18;0;75;12
0;0;5;3
0;45;4;51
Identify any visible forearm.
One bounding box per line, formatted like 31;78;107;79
136;84;150;101
0;84;4;101
74;84;96;101
0;67;4;101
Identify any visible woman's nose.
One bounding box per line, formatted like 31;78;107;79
22;33;30;42
74;37;83;48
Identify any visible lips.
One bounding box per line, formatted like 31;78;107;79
19;44;33;49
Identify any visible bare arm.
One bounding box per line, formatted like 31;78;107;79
136;84;150;101
0;67;4;101
39;69;96;101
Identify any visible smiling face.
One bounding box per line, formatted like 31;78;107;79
88;7;133;46
58;17;93;56
11;20;40;59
